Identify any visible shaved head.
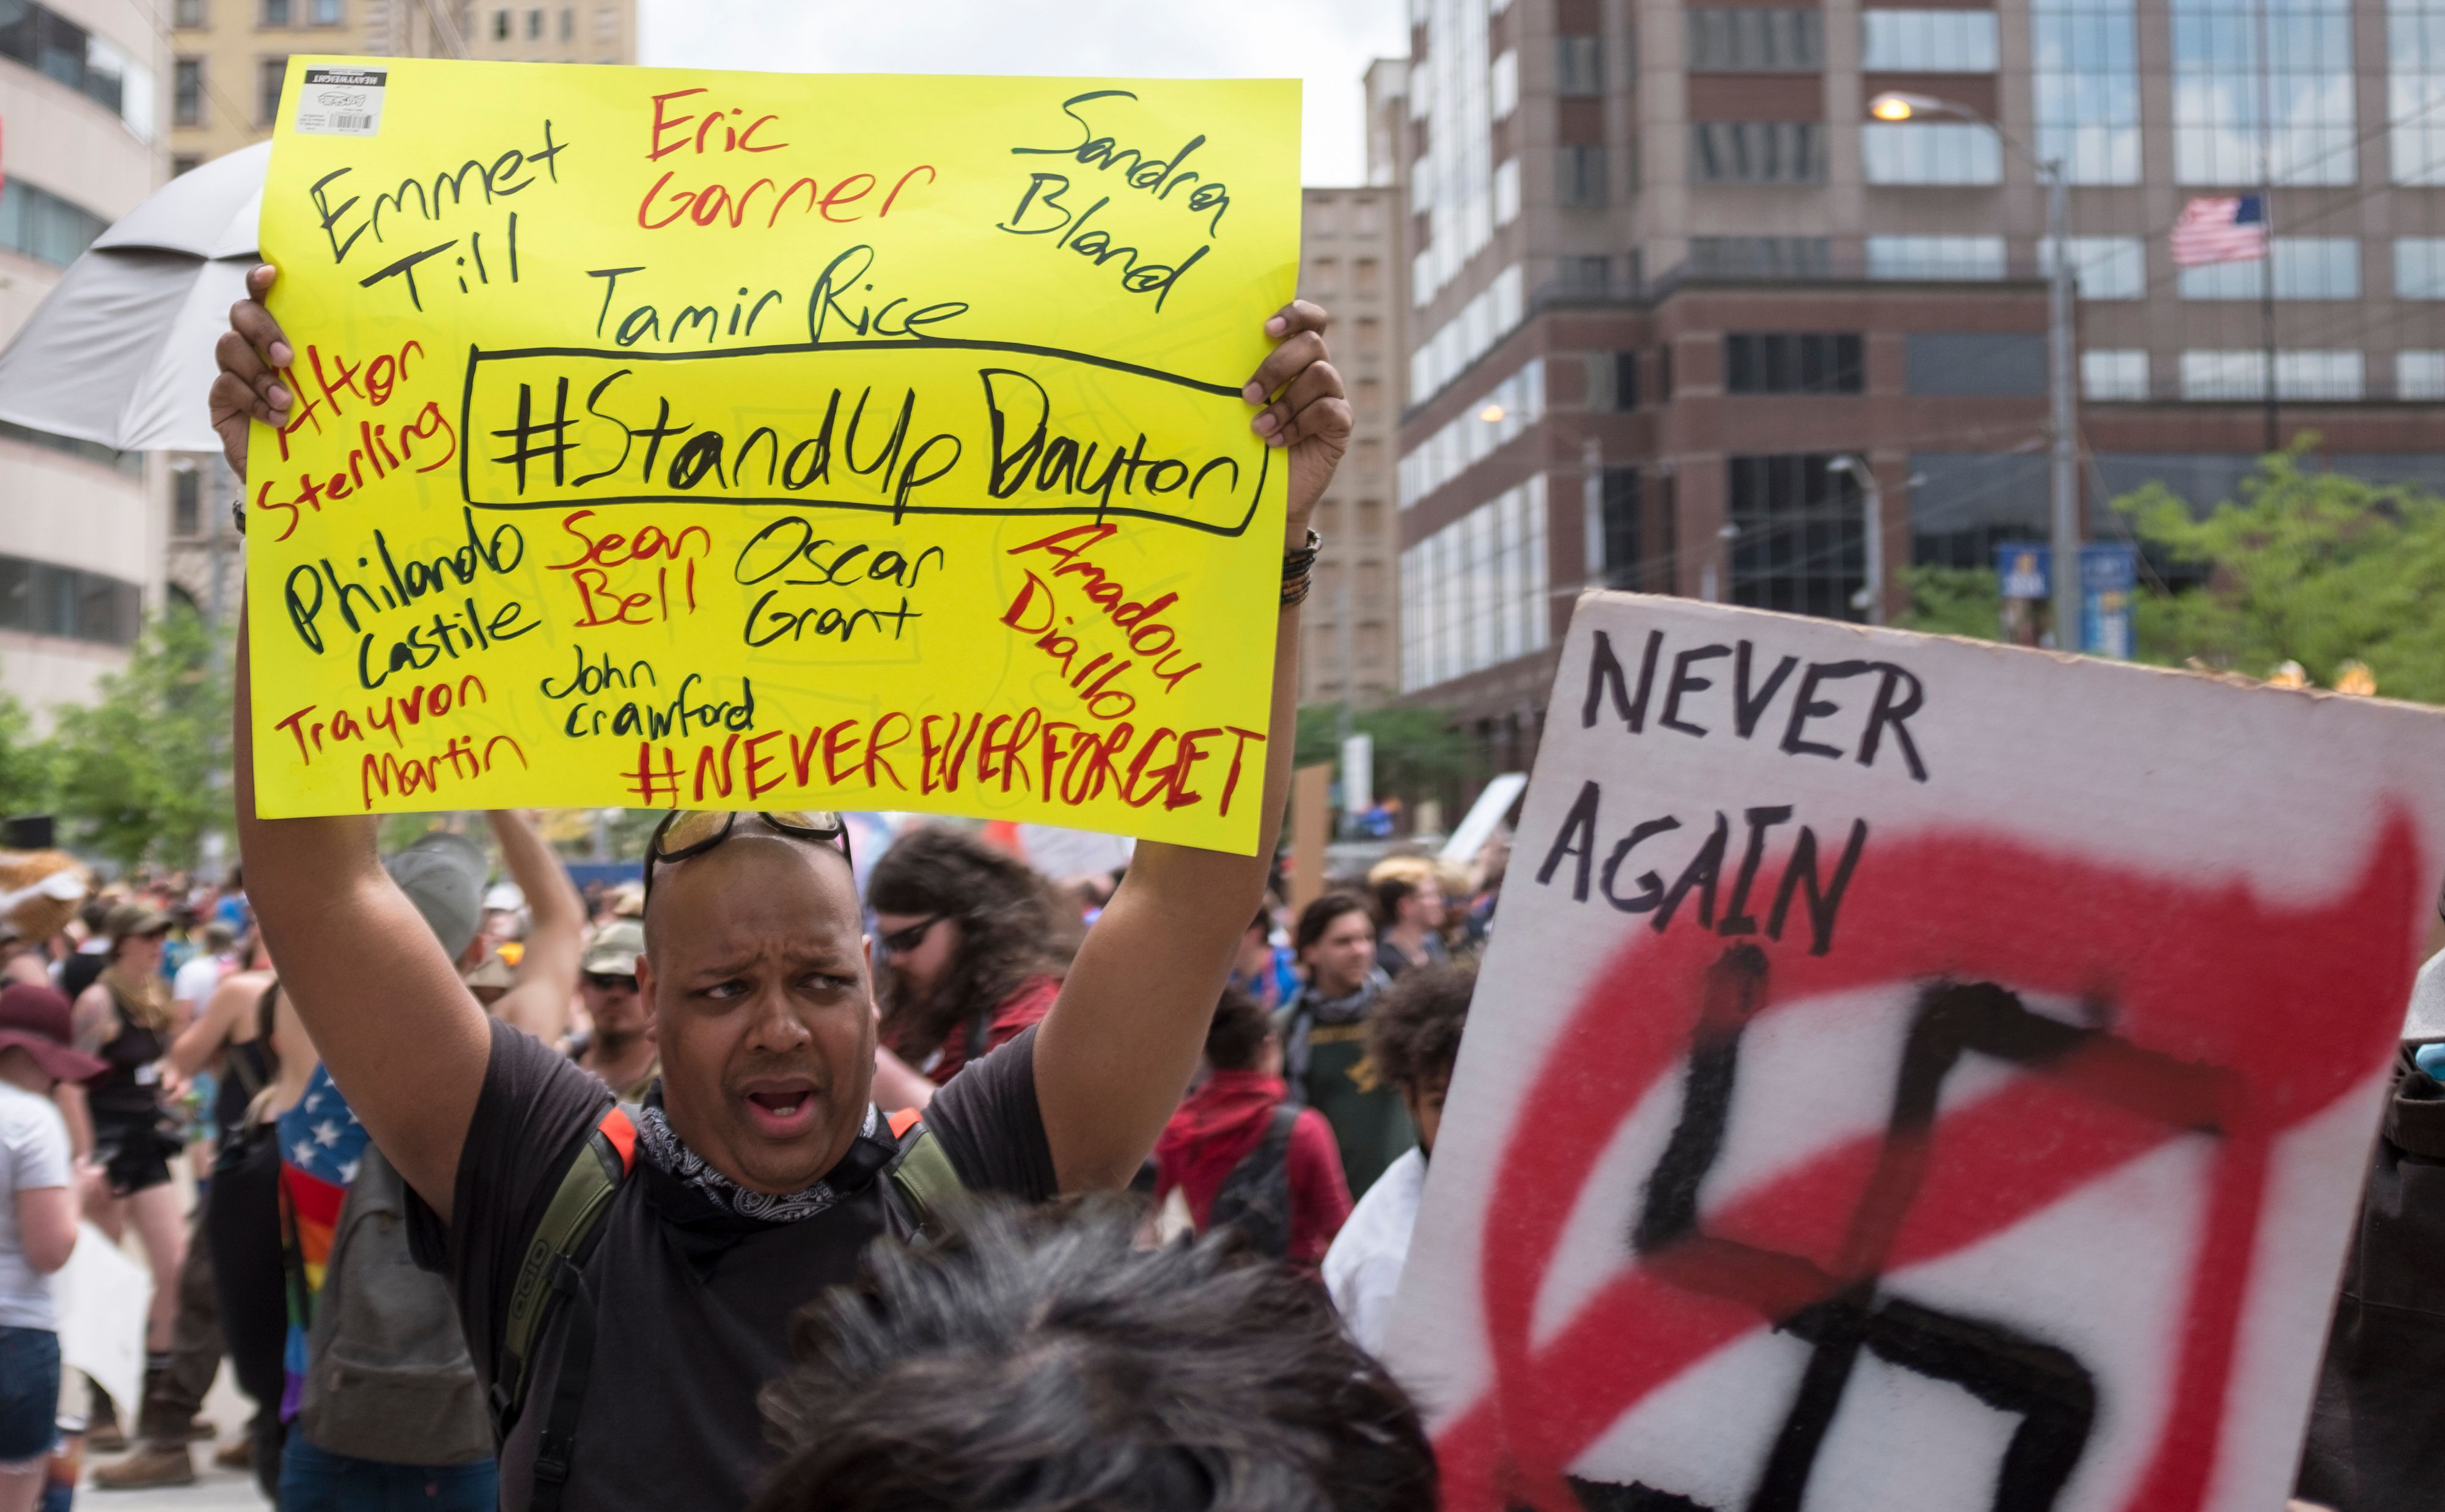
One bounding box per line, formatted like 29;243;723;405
637;834;873;1194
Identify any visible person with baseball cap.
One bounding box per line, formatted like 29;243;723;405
570;921;656;1102
0;983;103;1512
59;901;188;1447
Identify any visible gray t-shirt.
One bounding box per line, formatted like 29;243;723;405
408;1016;1057;1511
0;1079;72;1330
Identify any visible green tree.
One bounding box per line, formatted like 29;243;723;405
1292;703;1478;809
51;605;229;872
0;687;53;821
2116;444;2445;702
1895;564;2003;642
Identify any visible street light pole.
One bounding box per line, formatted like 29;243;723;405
1870;92;2083;652
1829;455;1883;625
2043;160;2081;654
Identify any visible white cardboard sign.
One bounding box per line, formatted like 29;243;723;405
1386;592;2445;1512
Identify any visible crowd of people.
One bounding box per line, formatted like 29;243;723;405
0;265;2419;1512
0;806;1501;1511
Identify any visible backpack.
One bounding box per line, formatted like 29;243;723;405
494;1104;968;1512
300;1142;496;1465
1206;1103;1303;1261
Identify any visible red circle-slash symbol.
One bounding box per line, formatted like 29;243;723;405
1432;812;2427;1512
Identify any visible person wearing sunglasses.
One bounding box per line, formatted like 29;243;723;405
215;270;1344;1512
571;921;657;1102
867;827;1081;1090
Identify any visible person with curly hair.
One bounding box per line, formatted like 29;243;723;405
750;1197;1436;1512
1324;961;1474;1357
866;827;1082;1088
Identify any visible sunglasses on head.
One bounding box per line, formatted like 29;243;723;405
642;810;853;905
875;914;944;954
584;971;638;993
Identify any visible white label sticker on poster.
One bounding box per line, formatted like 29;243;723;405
1385;591;2445;1512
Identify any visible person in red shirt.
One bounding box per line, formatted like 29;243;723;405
867;828;1080;1087
1155;986;1352;1269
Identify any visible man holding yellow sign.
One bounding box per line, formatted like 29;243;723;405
207;57;1354;1511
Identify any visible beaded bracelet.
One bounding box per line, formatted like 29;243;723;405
1281;529;1321;608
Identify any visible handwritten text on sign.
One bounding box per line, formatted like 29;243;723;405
246;59;1300;849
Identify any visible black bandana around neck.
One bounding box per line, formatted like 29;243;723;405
630;1099;897;1257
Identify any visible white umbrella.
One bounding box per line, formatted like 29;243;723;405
0;140;269;453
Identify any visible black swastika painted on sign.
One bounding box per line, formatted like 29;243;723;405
1540;945;2238;1512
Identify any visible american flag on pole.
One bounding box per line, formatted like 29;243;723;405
2171;194;2270;267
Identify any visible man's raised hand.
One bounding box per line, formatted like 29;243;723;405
1243;299;1351;547
209;263;292;477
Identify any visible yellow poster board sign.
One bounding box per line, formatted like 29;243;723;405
246;57;1300;852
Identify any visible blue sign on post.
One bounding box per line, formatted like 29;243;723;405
2080;542;2137;661
1991;542;2138;658
1996;543;2050;601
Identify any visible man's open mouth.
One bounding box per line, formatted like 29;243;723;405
740;1082;821;1137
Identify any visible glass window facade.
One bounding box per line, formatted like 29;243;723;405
0;177;107;267
1862;123;2004;184
2041;235;2146;297
1868;236;2007;279
259;55;287;125
2173;0;2356;185
1906;334;2048;396
2177;237;2358;298
1398;359;1545;507
2392;0;2445;182
2398;350;2445;397
1726;334;1864;394
1556;34;1603;96
2084;349;2151;398
174;57;203;126
1557;144;1609;207
1728;455;1866;622
2034;0;2141;183
0;556;141;646
1692;123;1825;184
1411;0;1497;308
1690;236;1833;277
2397;236;2445;296
1862;10;1999;71
0;0;156;138
1411;265;1523;403
1688;8;1822;70
2181;349;2366;398
1909;453;2051;568
1692;7;1829;69
1400;477;1551;691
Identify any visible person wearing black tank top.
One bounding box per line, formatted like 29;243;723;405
59;903;188;1448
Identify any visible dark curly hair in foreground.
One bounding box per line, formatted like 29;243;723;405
750;1198;1438;1512
1367;961;1475;1096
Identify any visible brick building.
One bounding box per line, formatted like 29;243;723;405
1388;0;2445;760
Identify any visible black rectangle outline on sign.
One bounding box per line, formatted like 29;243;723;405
454;337;1271;538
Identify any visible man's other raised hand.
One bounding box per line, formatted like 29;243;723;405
210;263;292;478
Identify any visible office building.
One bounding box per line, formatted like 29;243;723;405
166;0;637;171
0;0;167;713
160;0;637;616
1296;179;1406;709
1391;0;2444;750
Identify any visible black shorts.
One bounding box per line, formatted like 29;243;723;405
91;1113;180;1196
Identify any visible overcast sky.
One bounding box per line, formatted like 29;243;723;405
637;0;1409;187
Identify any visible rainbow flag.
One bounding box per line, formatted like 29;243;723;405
278;1065;367;1421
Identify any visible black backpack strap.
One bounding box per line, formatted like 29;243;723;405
1250;1101;1303;1169
492;1101;637;1492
